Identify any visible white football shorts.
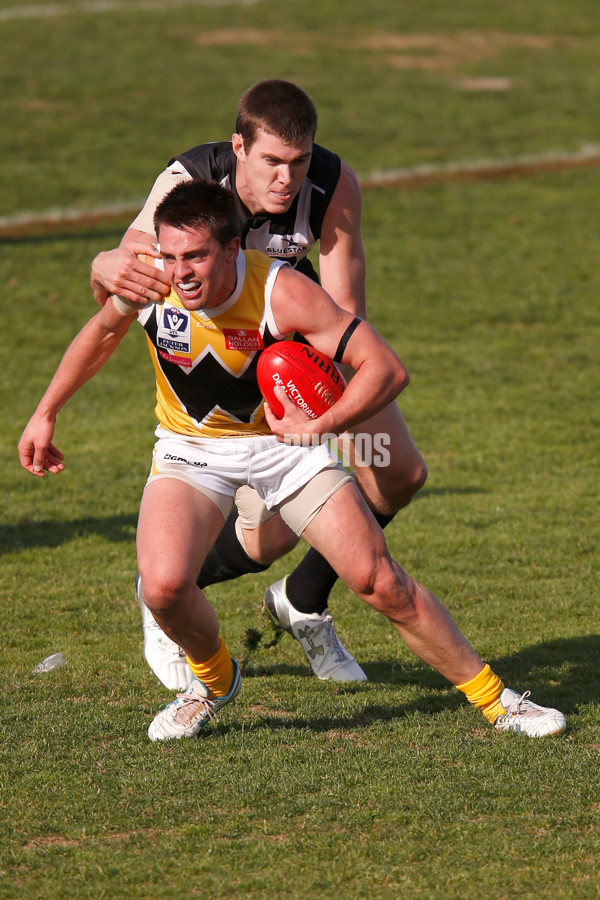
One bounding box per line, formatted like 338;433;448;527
147;428;351;535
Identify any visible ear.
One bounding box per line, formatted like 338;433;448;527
226;237;241;262
231;133;245;161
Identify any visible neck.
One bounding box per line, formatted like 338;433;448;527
234;165;261;215
209;263;238;309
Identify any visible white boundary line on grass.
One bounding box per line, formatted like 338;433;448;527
361;143;600;187
2;143;600;231
0;0;262;22
0;200;148;230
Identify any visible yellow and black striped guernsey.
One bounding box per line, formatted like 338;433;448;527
138;250;288;438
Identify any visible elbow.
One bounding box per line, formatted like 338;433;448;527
394;360;410;396
373;358;408;406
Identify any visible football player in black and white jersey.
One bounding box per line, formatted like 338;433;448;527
90;79;428;690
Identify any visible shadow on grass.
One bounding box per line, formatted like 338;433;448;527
488;635;600;712
0;515;138;554
417;485;487;499
241;634;600;722
215;700;438;738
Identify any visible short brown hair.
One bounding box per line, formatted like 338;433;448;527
154;180;241;247
235;79;318;150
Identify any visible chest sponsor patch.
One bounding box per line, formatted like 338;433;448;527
223;328;264;352
157;305;191;355
158;350;192;367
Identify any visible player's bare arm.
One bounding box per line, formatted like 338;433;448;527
267;266;407;440
90;168;191;307
90;228;169;308
317;162;367;319
18;301;136;477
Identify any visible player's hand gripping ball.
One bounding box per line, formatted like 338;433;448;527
257;341;346;419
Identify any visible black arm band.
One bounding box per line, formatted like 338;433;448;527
333;316;363;363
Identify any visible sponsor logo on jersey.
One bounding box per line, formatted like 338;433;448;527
265;237;304;258
223;328;264;352
157;305;192;364
246;224;307;259
158;350;192;367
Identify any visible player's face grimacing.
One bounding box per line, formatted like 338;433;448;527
158;224;240;311
232;128;313;215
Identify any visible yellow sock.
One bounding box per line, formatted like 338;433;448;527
187;638;234;698
457;663;505;725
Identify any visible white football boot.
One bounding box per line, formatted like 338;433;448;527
136;574;193;692
263;576;367;682
494;688;567;737
148;661;242;741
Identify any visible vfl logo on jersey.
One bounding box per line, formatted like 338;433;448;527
157;304;192;366
223;329;264;352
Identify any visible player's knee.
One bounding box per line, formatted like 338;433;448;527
370;562;420;624
344;554;380;598
398;456;428;504
138;565;188;614
355;450;428;516
352;555;397;603
379;456;428;514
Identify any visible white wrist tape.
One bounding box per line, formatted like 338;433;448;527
112;294;140;316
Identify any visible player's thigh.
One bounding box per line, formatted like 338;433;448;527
235;484;298;562
342;401;427;503
137;477;227;586
242;515;299;563
300;481;390;596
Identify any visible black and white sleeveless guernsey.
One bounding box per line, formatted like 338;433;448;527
168;141;342;284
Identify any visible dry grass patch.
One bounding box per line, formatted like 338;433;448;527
454;76;517;91
194;28;271;46
22;827;166;852
358;31;578;72
188;29;575;74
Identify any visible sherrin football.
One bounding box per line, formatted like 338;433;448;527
257;341;346;420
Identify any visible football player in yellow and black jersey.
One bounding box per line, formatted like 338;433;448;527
19;179;567;741
90;79;428;691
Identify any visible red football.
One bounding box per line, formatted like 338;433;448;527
257;341;346;420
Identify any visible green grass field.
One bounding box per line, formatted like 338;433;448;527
1;2;599;898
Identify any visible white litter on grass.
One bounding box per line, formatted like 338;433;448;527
32;652;67;673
